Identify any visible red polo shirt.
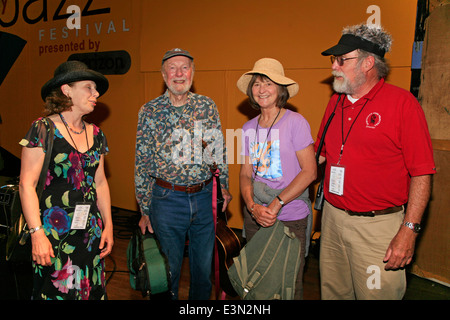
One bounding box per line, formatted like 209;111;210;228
315;79;436;212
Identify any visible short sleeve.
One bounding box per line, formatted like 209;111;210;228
93;124;109;155
19;117;54;153
399;97;435;176
290;113;314;152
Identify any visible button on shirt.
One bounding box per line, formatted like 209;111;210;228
135;90;229;215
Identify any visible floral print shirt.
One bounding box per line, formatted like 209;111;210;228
135;90;229;215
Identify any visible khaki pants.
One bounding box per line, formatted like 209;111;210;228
320;201;406;300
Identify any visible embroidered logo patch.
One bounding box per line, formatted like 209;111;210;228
366;112;381;129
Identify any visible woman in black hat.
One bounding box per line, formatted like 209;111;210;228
19;60;113;300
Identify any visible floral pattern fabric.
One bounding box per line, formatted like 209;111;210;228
20;117;109;300
135;90;229;216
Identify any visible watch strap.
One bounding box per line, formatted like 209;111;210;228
29;225;43;234
276;195;285;206
403;221;421;233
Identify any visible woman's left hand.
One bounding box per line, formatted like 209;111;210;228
251;203;277;228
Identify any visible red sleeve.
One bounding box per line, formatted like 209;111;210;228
399;95;436;176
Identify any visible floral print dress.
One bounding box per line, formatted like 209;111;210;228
20;117;109;300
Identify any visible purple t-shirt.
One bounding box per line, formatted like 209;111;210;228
241;109;314;221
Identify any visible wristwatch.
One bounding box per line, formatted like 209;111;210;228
403;221;421;233
29;225;43;234
276;195;285;207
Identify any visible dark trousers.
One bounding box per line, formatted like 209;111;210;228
150;183;214;300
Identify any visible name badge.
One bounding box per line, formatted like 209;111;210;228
329;165;345;196
70;203;91;229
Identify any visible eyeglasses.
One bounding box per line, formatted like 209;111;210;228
330;56;359;66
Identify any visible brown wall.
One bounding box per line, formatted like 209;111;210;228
0;0;417;232
411;2;450;285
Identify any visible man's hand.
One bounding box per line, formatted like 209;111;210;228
383;226;416;270
221;188;232;212
139;215;154;234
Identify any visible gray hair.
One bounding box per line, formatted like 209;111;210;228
344;24;392;78
343;24;392;53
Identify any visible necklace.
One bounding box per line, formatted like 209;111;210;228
60;112;85;134
253;108;281;175
59;113;90;160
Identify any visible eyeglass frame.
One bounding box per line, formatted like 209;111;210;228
330;55;359;66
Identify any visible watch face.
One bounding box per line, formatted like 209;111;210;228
414;224;422;232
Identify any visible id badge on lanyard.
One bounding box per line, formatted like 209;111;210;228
329;164;345;196
329;144;345;196
70;203;91;229
328;98;369;197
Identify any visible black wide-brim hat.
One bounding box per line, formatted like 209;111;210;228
41;60;109;101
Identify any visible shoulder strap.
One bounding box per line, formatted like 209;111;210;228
315;94;342;163
36;118;55;199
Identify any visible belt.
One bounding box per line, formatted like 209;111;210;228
345;205;404;217
154;177;212;194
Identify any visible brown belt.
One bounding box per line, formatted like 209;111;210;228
345;205;404;217
154;177;212;194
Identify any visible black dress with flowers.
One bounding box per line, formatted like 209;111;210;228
20;117;109;300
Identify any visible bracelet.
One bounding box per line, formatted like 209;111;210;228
29;225;43;234
250;203;256;218
276;195;285;206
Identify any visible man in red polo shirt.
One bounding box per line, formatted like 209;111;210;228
315;24;436;300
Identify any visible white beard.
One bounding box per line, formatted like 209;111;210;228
332;69;367;95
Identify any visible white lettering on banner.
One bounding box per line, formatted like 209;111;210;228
38;19;130;41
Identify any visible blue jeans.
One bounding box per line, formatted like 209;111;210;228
150;182;214;299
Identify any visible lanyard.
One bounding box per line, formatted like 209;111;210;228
337;98;369;164
253;108;281;175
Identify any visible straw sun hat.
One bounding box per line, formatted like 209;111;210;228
237;58;299;98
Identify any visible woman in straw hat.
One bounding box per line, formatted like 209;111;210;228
19;60;113;300
237;58;317;299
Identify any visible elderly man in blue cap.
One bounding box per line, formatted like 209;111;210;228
135;48;232;299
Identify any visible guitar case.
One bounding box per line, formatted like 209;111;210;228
212;166;241;298
215;219;241;297
127;228;170;298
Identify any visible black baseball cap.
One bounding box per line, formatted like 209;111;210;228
321;34;386;57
